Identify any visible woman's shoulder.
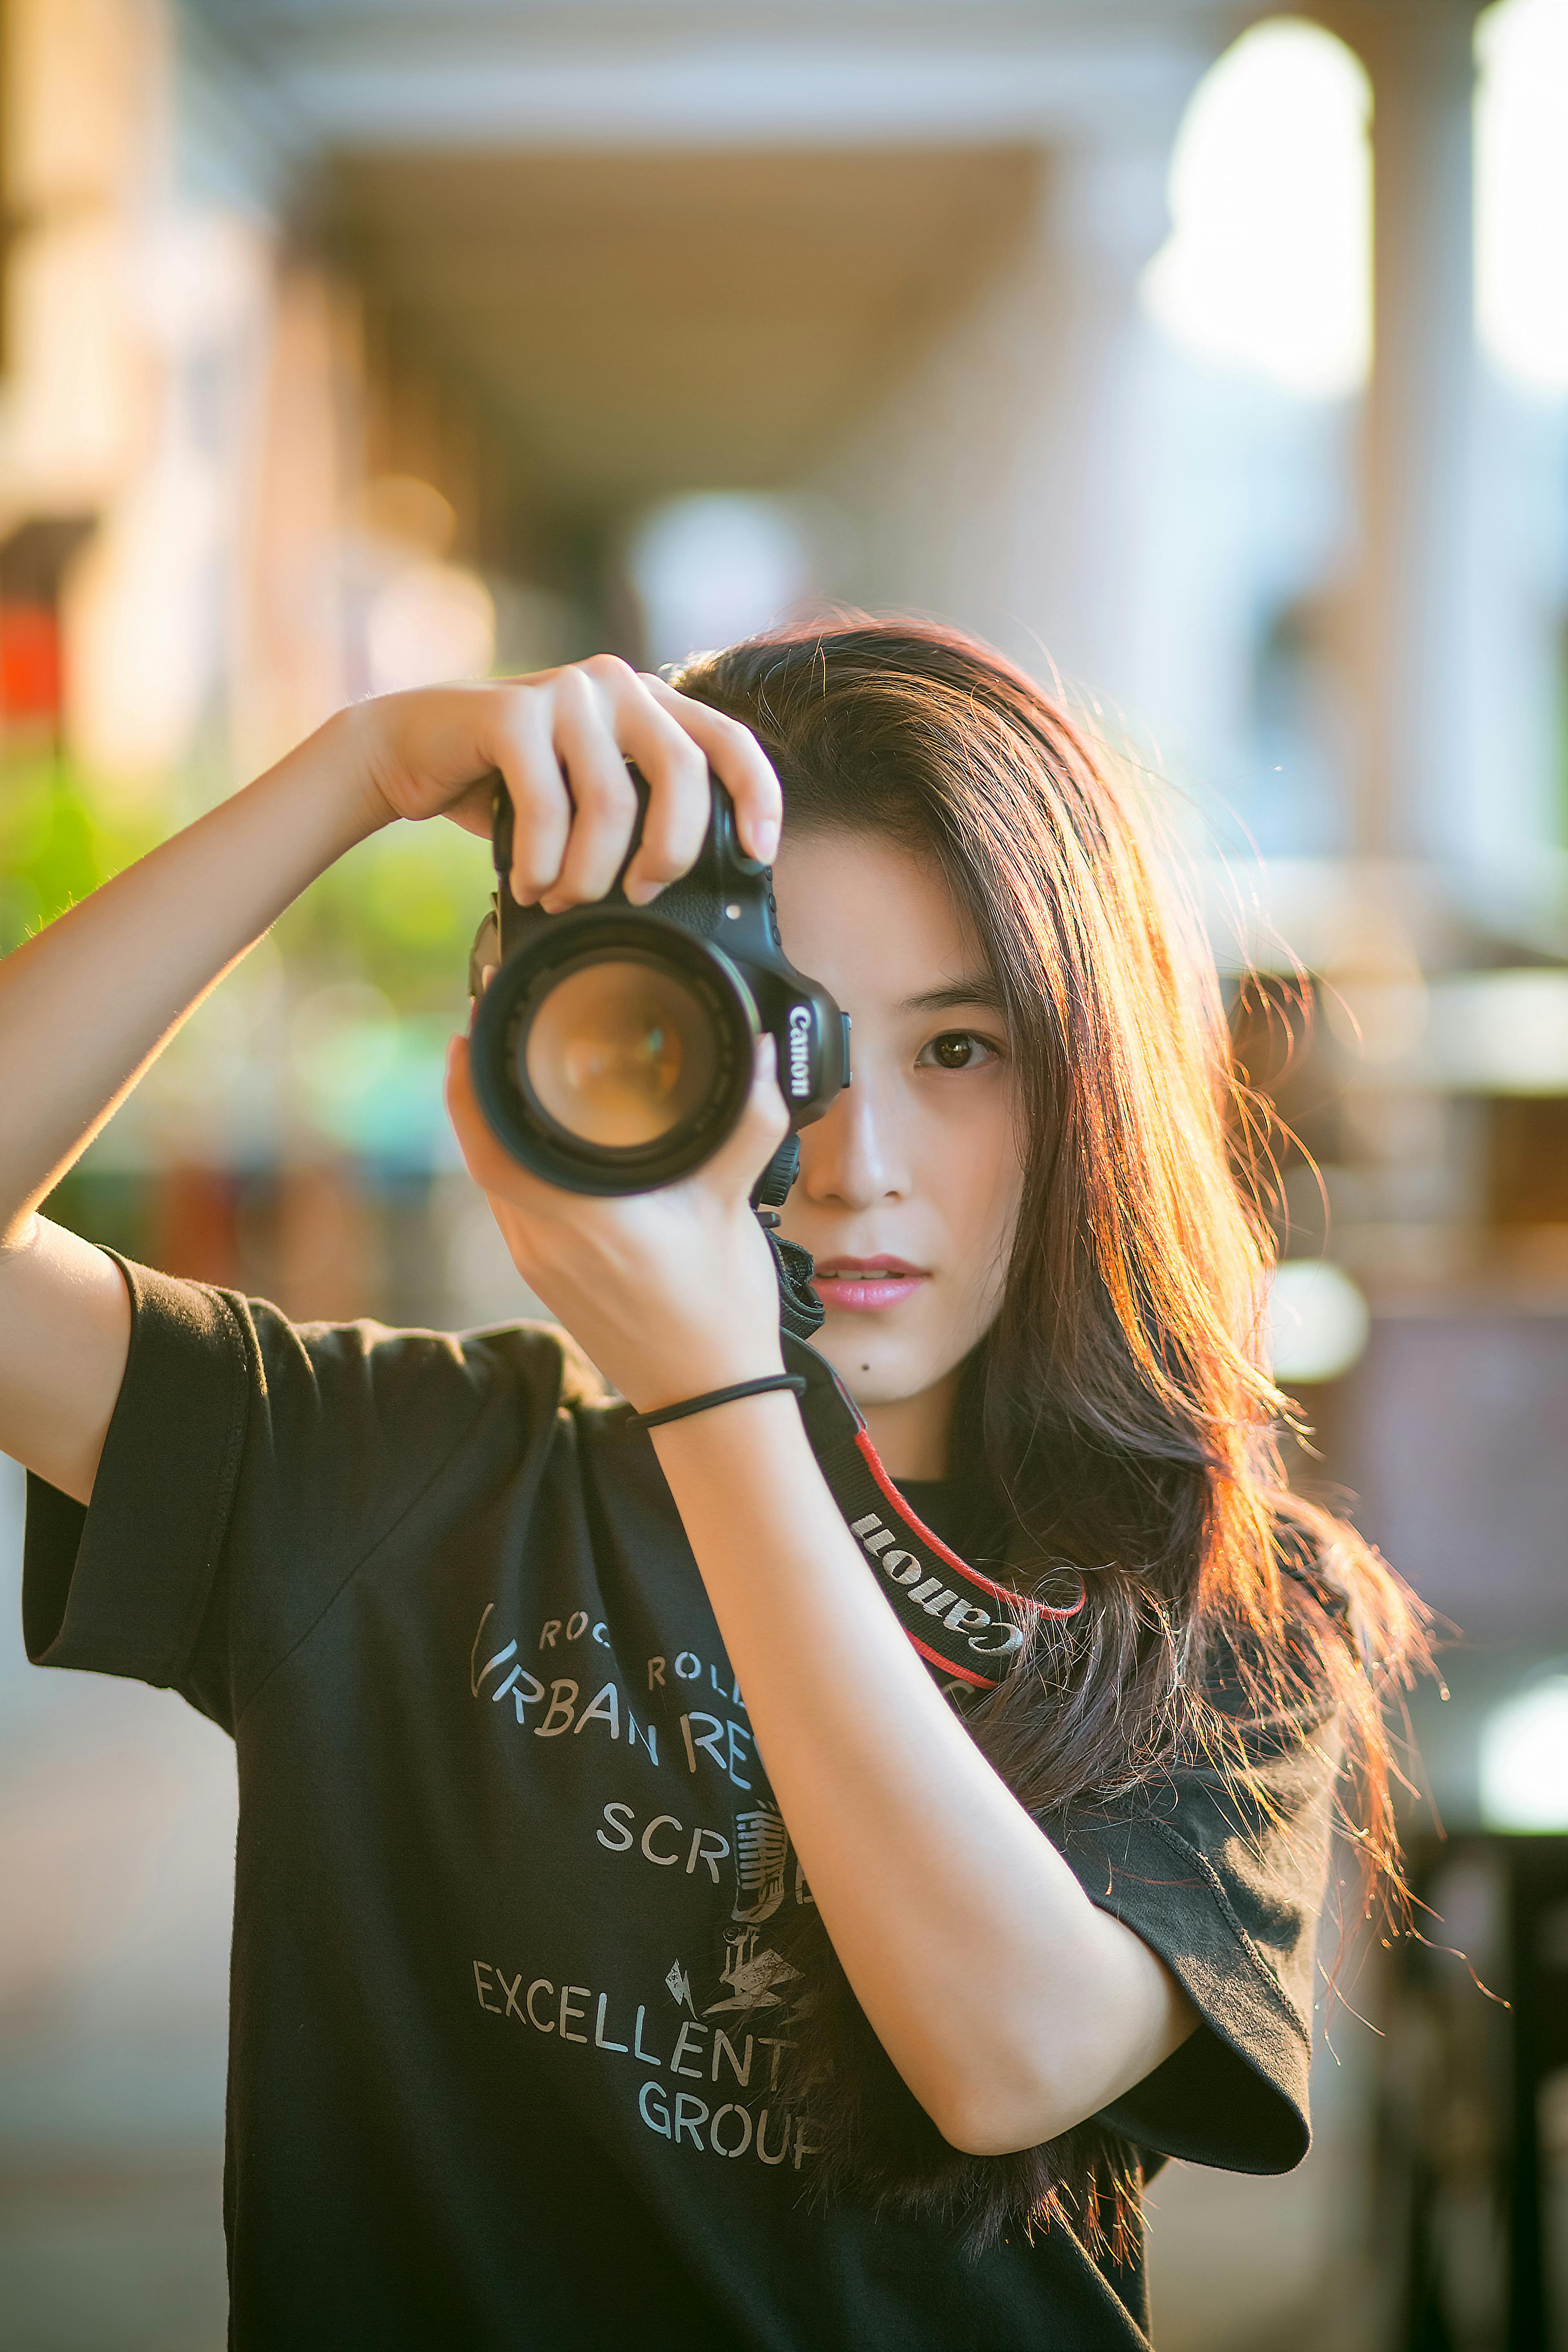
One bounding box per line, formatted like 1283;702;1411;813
428;1313;610;1412
1189;1532;1359;1768
135;1263;614;1458
289;1307;625;1461
241;1292;599;1401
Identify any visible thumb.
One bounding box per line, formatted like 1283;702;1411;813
707;1032;791;1196
445;1030;526;1198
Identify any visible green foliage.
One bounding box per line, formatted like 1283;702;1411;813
1;754;491;1174
1;747;492;1016
273;815;493;1018
0;753;160;956
39;1165;153;1263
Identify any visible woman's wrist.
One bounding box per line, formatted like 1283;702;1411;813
646;1377;804;1464
628;1367;799;1429
619;1337;786;1422
295;704;401;846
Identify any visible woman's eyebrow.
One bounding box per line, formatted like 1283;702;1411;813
897;978;1006;1016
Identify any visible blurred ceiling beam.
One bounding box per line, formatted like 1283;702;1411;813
325;145;1043;505
182;0;1213;150
182;0;1213;526
178;0;1222;528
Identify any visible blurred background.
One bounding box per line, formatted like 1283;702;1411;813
0;0;1566;2345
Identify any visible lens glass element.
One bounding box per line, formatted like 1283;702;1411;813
521;959;718;1149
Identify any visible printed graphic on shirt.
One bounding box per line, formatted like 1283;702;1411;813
706;1926;800;2015
468;1593;823;2177
469;1601;768;1788
470;1936;821;2175
732;1806;789;1922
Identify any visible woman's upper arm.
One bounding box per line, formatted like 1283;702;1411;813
1071;1907;1202;2114
0;1216;131;1504
959;1899;1200;2158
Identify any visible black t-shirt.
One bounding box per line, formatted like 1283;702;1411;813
891;1478;976;1563
23;1259;1340;2351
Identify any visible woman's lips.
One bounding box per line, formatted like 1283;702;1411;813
810;1256;927;1312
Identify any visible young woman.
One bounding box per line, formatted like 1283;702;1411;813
0;619;1421;2350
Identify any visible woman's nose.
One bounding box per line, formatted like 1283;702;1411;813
797;1065;909;1208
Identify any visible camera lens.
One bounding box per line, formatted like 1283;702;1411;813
471;909;757;1192
520;957;718;1149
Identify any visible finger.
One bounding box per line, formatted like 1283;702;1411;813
621;716;712;909
574;656;711;906
444;1032;511;1194
445;1033;554;1213
540;670;644;910
640;674;783;865
705;1033;791;1198
483;688;572;904
444;771;507;841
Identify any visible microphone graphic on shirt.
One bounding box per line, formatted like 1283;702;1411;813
691;1806;806;2018
732;1808;790;1924
661;1808;815;2021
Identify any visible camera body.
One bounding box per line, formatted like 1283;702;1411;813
468;768;851;1196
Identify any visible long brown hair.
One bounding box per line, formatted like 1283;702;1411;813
675;617;1427;2255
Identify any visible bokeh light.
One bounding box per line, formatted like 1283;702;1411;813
1140;18;1372;400
1476;0;1568;397
626;494;814;672
365;561;496;695
1267;1261;1372;1383
1480;1671;1568;1828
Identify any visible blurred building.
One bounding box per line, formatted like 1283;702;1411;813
1;1;1566;2346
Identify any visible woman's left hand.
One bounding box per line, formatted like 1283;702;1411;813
445;1027;791;1412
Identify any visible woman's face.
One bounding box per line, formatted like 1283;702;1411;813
771;829;1025;1460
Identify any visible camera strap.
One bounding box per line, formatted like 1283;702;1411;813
779;1327;1084;1695
748;1216;1082;1689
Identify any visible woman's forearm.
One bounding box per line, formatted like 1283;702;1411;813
651;1394;1197;2155
0;709;387;1242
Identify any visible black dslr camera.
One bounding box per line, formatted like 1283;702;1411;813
468;769;851;1198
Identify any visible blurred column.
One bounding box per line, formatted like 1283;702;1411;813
232;265;359;778
0;0;299;811
1014;124;1197;705
1295;1;1487;1283
1327;0;1483;863
815;79;1207;712
0;0;163;523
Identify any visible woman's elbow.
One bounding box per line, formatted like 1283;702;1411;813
928;2071;1077;2159
918;1951;1201;2157
938;2111;1037;2159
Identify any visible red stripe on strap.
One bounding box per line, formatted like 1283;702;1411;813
853;1430;1015;1604
905;1632;994;1689
852;1427;1085;1621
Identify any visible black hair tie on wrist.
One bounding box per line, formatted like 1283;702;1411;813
624;1374;807;1432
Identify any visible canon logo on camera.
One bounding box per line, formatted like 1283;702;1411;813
786;1004;812;1100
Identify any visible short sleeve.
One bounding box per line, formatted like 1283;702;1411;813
1056;1699;1343;2176
23;1253;572;1733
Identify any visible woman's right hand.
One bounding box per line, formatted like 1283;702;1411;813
347;656;782;911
